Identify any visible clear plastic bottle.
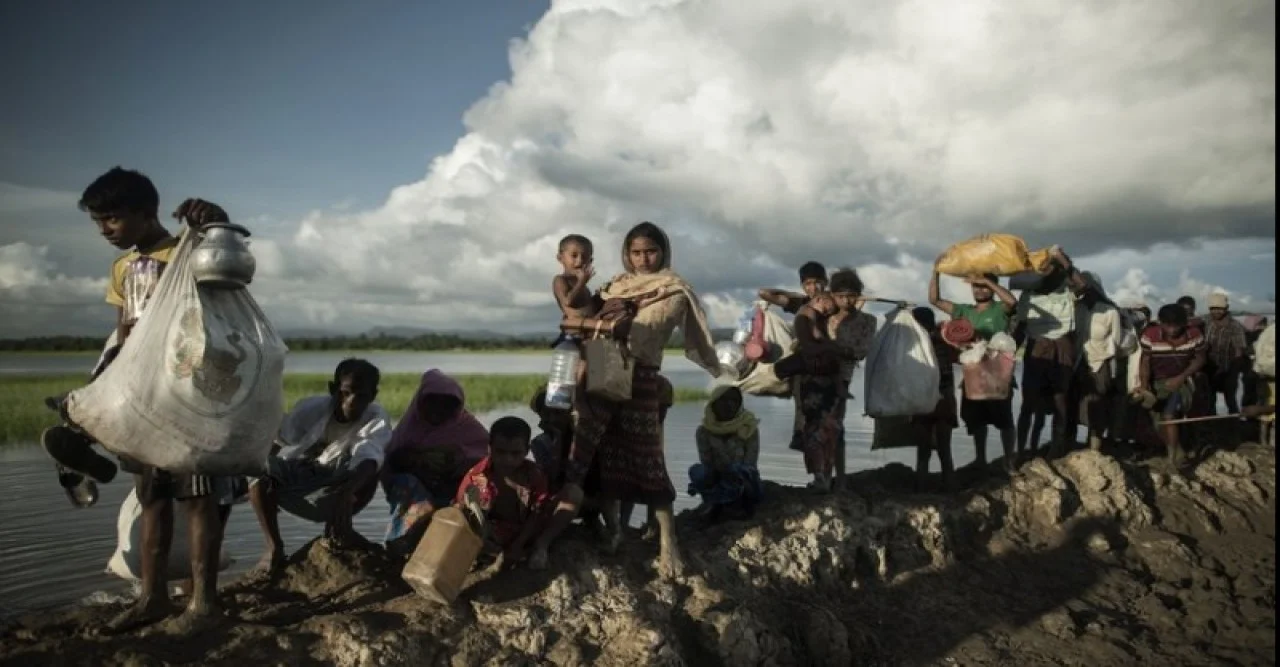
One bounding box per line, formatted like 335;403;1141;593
545;338;579;410
732;307;756;344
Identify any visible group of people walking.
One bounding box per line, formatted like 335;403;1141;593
36;166;1274;637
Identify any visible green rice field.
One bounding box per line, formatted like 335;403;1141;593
0;373;709;445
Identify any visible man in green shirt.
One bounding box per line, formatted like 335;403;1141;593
930;271;1019;472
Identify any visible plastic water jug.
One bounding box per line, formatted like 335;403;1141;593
401;506;484;605
545;338;579;410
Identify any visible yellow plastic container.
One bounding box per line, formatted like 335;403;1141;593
401;506;483;604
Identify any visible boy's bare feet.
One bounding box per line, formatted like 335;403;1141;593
250;549;287;579
163;601;224;636
100;596;177;635
657;548;685;580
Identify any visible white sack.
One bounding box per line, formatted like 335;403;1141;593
1256;323;1276;379
106;489;233;582
863;309;942;418
66;228;287;476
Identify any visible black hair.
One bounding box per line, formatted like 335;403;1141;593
1177;296;1196;310
334;358;380;388
798;261;827;282
911;306;937;331
1159;304;1189;327
981;273;1000;285
78;167;160;216
558;234;593;256
490;416;532;445
622;221;671;270
828;267;864;295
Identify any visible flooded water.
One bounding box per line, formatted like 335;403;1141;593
0;351;1000;618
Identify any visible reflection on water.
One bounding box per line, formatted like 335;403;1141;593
0;352;998;617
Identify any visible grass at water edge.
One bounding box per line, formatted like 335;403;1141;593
0;373;709;445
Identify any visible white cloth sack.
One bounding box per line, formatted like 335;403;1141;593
106;489;233;582
735;302;797;397
66;228;287;476
1255;323;1276;379
863;308;942;417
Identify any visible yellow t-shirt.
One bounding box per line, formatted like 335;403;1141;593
105;237;179;308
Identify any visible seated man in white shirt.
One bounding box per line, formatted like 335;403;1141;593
249;359;391;575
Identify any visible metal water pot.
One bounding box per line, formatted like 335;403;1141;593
190;222;255;289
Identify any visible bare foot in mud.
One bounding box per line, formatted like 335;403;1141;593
640;523;659;542
249;549;287;580
100;597;177;635
163;601;224;636
657;549;685;580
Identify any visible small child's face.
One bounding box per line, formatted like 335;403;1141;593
810;293;837;315
490;434;529;476
558;242;591;272
831;291;859;312
90;209;151;250
802;277;827;298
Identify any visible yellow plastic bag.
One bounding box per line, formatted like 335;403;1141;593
935;234;1053;277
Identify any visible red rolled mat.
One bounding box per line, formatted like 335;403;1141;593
942;318;976;347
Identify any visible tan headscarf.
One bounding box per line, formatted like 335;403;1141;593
601;223;720;375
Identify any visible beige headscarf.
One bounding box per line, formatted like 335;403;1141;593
601;223;720;375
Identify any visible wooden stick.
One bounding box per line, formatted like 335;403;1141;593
1157;413;1242;426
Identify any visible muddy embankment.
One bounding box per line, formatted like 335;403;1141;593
1;443;1275;667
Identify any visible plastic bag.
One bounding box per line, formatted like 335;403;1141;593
1256;323;1276;379
958;336;1016;400
936;234;1054;277
106;489;232;582
735;303;798;397
66;228;287;477
863;309;942;417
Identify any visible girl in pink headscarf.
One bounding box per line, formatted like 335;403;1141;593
382;369;490;555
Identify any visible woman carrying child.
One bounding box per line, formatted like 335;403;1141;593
381;369;490;557
534;222;720;579
690;386;763;522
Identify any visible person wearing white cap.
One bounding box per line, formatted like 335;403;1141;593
1206;293;1248;416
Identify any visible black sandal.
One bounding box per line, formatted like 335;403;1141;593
41;426;118;484
55;464;99;508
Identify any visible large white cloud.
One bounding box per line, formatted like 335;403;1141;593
0;0;1274;336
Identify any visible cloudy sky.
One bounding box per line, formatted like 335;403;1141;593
0;0;1274;338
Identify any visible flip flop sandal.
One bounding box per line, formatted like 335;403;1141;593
42;426;118;484
56;464;99;508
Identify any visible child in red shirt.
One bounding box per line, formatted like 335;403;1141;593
456;416;551;568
